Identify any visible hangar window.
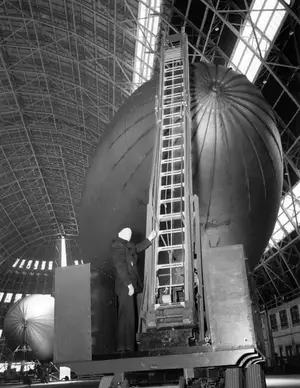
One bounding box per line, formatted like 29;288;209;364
12;259;20;267
26;260;32;270
0;329;2;338
132;0;162;91
290;305;300;326
74;260;79;265
0;292;4;302
230;0;290;82
4;293;13;303
41;261;46;270
270;313;278;331
266;182;300;251
14;294;23;302
19;259;26;268
279;309;289;329
48;261;53;270
34;261;39;270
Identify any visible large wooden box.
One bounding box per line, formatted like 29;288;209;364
54;264;117;363
202;245;264;355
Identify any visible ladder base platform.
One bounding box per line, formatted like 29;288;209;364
137;328;197;351
62;347;263;376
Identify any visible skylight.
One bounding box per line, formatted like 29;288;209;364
11;259;55;271
14;293;23;302
132;0;162;91
26;260;32;270
4;293;13;303
229;0;290;82
266;182;300;251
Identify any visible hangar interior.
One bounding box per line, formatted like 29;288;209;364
0;0;300;367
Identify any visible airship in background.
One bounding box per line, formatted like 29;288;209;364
4;294;55;361
79;63;283;274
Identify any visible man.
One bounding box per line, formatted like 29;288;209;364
112;227;157;352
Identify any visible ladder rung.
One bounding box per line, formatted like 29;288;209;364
165;49;181;61
159;227;185;235
161;169;184;177
162;134;183;140
159;212;185;221
158;244;184;252
162;145;183;152
164;75;183;82
164;83;184;90
163;102;184;109
163;92;183;99
163;112;183;120
164;65;183;73
161;157;183;164
157;263;183;269
160;197;184;204
157;285;184;290
161;183;184;190
165;57;182;64
162;123;182;130
165;47;181;54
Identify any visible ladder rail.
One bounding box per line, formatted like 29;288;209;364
181;31;195;307
139;30;197;332
152;31;195;323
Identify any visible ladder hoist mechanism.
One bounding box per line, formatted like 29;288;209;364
139;31;204;337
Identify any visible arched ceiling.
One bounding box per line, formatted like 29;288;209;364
0;0;138;268
0;0;299;312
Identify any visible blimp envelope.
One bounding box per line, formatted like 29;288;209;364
80;63;283;275
4;294;55;361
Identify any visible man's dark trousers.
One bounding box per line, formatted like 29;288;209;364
116;284;136;352
112;236;151;352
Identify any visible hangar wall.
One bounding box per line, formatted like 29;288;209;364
261;296;300;358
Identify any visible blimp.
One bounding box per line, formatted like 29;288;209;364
79;62;283;273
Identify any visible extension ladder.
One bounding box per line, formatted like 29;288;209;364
141;31;195;330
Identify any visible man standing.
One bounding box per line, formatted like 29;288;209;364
112;227;157;352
